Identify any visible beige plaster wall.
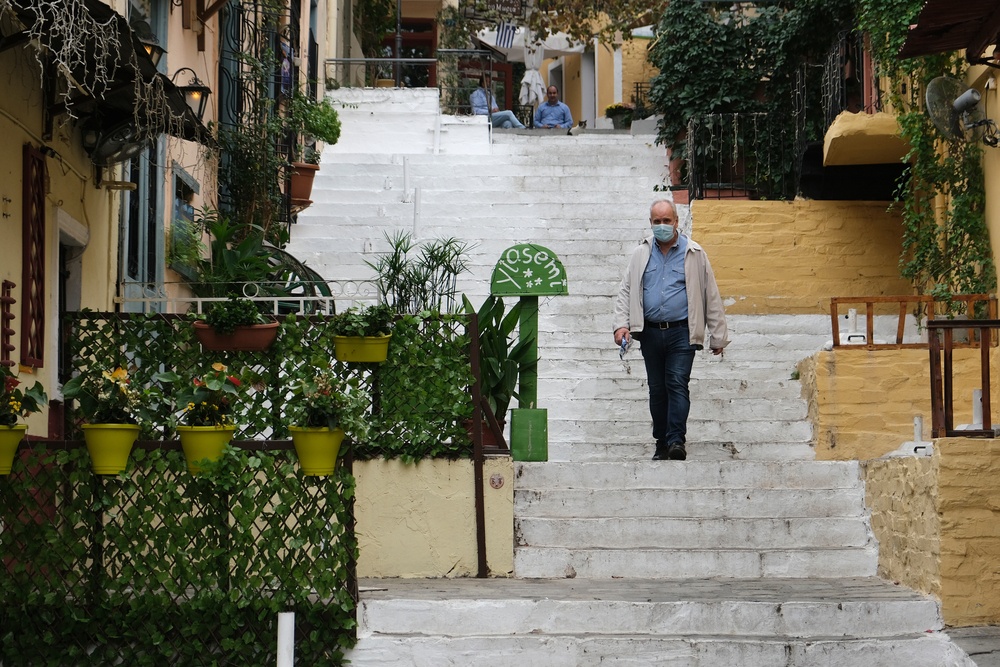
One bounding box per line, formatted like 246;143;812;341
863;439;1000;627
863;455;940;597
692;199;912;315
354;458;514;577
798;348;1000;461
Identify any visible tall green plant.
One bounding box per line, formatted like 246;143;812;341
463;294;535;425
366;231;473;314
857;0;996;302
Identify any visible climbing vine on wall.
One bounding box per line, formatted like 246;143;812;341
857;0;996;302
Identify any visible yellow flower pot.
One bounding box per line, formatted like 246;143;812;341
0;424;27;475
177;425;236;473
333;334;391;363
289;426;345;476
82;423;140;475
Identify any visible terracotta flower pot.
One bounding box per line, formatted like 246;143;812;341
192;321;279;352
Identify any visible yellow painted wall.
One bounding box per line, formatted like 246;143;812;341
799;348;1000;460
354;458;514;577
692;200;913;315
863;455;940;597
936;438;1000;625
863;439;1000;626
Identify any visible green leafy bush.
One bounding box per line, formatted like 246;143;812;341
203;296;269;334
330;303;395;337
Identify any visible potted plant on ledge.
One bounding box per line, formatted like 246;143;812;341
287;366;369;476
0;365;47;475
62;366;149;475
287;91;342;208
331;303;395;362
192;296;279;351
155;362;243;473
605;102;634;130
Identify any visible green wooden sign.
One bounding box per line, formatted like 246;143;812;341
490;244;568;296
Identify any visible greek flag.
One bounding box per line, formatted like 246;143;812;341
496;21;517;49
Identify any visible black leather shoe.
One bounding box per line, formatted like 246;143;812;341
667;443;687;461
652;442;669;460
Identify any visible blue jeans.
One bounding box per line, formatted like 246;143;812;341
489;110;525;129
640;326;697;445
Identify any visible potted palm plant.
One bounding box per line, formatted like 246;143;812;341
62;366;149;475
0;365;47;475
192;296;279;351
287;366;369;475
330;303;395;362
155;362;243;473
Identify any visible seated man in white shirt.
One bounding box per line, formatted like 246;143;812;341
469;73;525;129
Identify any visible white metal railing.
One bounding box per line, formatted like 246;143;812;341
115;280;381;315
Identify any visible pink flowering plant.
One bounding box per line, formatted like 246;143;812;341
62;366;149;424
156;362;243;427
1;365;47;426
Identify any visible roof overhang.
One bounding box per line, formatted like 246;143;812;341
899;0;1000;65
823;111;910;167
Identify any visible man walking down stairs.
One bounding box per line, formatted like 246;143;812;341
288;90;980;665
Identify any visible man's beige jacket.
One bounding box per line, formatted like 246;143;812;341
613;235;730;351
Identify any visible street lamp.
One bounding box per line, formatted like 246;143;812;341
171;67;212;120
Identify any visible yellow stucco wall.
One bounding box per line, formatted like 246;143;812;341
799;348;1000;461
354;458;514;577
863;439;1000;626
692;200;913;315
863;455;940;597
936;438;1000;625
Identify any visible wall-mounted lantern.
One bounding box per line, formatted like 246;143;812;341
171;67;212;120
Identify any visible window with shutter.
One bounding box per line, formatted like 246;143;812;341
21;144;45;368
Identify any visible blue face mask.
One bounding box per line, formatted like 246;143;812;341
652;224;675;242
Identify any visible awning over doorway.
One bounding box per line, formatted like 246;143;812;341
899;0;1000;64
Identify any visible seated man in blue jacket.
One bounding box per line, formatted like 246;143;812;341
470;73;525;129
534;85;573;129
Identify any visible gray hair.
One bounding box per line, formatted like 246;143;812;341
649;199;676;217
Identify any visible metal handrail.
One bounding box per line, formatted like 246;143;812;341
830;294;997;349
928;319;1000;438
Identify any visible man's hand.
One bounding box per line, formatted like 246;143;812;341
710;347;724;356
614;327;630;346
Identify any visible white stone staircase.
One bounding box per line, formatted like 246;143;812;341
289;89;974;666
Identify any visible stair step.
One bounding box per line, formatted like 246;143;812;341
513;546;878;579
352;577;940;638
516;516;870;549
545;441;818;461
515;487;863;519
514;460;861;489
346;634;972;667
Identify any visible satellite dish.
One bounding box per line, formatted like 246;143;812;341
925;76;986;142
81;118;149;166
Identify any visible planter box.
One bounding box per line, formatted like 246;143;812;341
193;321;279;351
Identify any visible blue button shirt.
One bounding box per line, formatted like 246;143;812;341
642;234;688;323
